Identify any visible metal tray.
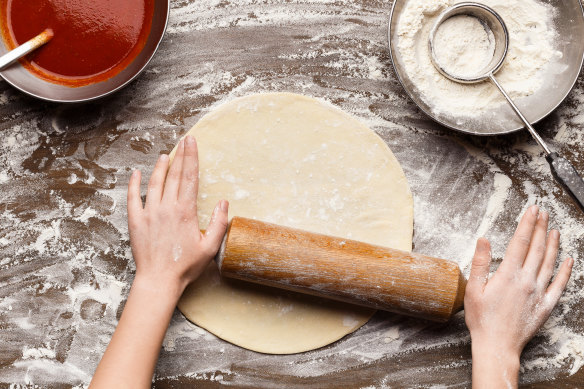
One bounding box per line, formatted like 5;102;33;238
388;0;584;135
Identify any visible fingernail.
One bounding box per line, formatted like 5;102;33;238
220;200;229;211
541;210;548;221
552;229;560;239
185;135;195;146
132;169;140;177
160;154;169;161
566;257;574;268
531;204;539;216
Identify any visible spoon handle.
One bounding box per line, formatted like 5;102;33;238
0;29;53;71
546;152;584;213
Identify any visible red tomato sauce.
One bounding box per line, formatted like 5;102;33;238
0;0;154;87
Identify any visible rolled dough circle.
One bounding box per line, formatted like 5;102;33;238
172;93;413;354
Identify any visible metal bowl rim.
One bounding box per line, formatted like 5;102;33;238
428;2;510;84
387;0;584;136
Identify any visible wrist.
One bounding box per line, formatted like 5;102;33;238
471;339;520;388
131;272;185;306
471;337;521;364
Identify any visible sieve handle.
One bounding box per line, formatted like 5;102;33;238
489;74;584;213
488;74;552;155
546;153;584;213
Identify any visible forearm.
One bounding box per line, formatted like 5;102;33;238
90;276;182;388
471;342;520;389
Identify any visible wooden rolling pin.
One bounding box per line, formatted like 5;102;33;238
215;217;466;322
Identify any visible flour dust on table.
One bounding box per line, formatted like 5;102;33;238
1;0;583;386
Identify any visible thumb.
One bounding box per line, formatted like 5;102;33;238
468;237;492;290
202;200;229;256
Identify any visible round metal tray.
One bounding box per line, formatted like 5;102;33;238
388;0;584;135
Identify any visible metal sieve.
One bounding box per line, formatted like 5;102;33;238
429;2;584;212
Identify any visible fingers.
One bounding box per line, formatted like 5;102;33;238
146;154;169;208
127;170;143;226
537;229;560;288
202;200;229;256
502;205;539;271
523;210;549;277
545;257;573;309
468;237;492;291
163;138;185;203
178;136;199;205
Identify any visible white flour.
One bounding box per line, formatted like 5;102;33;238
397;0;562;117
432;15;495;79
0;0;583;386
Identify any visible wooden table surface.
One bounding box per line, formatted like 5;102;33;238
1;0;583;387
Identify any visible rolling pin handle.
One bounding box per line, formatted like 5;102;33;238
214;220;231;269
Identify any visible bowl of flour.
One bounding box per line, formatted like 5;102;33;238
388;0;584;135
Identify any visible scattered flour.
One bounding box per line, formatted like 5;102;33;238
0;0;582;387
342;315;360;328
67;173;78;185
172;244;182;262
234;188;250;200
22;347;56;360
382;326;400;343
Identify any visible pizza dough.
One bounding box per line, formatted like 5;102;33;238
172;93;413;354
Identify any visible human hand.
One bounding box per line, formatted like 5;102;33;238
127;135;229;299
91;136;228;388
465;205;573;387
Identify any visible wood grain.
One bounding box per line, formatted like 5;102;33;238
0;0;582;386
218;217;466;322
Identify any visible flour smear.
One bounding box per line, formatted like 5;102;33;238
0;0;583;387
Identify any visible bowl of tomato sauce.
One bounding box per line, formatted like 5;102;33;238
0;0;169;102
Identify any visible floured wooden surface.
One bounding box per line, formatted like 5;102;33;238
0;0;583;387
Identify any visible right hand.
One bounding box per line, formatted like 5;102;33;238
464;205;573;387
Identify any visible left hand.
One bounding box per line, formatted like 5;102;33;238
127;135;229;298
